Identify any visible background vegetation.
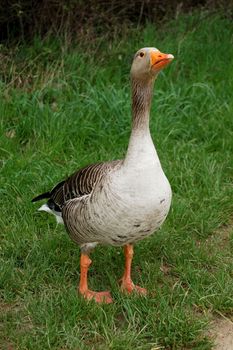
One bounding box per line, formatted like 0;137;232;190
0;0;232;42
0;3;233;350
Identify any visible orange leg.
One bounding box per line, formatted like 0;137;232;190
120;244;147;295
78;253;113;304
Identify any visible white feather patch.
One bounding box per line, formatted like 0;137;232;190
38;204;64;225
38;204;52;214
56;215;64;224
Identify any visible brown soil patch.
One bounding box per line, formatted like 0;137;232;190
197;217;233;251
203;218;233;349
208;317;233;350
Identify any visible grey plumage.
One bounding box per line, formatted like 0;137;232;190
32;161;120;211
32;160;123;247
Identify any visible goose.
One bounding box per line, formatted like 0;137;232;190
32;47;174;303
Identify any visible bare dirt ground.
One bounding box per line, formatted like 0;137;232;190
204;218;233;349
208;317;233;350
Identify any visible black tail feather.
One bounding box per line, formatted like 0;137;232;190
31;191;51;202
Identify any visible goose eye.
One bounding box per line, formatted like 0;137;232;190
139;52;144;58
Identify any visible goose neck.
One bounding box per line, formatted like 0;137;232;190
123;77;157;166
131;77;154;133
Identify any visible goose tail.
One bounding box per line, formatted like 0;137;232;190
31;191;51;202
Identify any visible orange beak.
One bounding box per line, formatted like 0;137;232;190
150;50;174;70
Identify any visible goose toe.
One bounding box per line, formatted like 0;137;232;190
81;289;113;304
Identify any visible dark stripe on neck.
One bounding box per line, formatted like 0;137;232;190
131;77;154;131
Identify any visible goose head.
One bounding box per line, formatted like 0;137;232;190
131;47;174;81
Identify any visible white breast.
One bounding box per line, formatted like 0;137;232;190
85;132;172;246
118;129;172;212
111;154;171;224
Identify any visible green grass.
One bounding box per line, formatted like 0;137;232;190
1;12;233;350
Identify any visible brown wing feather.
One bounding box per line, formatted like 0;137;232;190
32;160;121;212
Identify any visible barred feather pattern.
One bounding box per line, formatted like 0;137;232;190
47;161;121;211
61;161;125;246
